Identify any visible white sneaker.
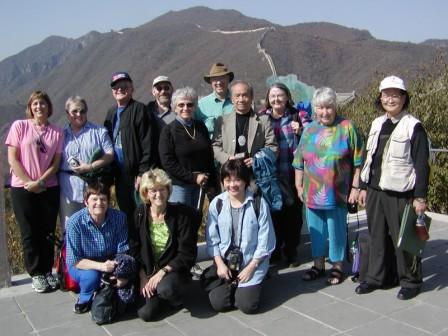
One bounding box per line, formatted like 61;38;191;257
46;273;60;290
31;275;50;293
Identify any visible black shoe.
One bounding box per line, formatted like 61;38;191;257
397;287;420;300
74;299;92;314
355;282;380;294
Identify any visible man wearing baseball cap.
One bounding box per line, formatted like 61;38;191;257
147;75;176;167
104;71;154;232
197;62;235;138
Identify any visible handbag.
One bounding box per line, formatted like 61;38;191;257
55;241;79;292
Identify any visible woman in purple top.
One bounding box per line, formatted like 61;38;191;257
5;91;64;293
292;87;363;285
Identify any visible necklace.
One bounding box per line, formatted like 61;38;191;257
236;116;249;147
181;122;196;140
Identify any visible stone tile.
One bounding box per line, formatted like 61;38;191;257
14;290;74;310
348;316;432;336
282;291;338;314
390;302;448;334
169;310;261;336
235;306;337;336
305;301;381;332
0;297;21;317
38;320;108;336
346;288;415;315
0;313;33;336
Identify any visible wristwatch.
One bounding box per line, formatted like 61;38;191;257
415;198;426;203
38;180;45;188
161;267;170;274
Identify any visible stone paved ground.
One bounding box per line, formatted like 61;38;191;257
1;211;448;336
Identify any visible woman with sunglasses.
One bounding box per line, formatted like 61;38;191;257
59;96;114;230
5;90;64;293
159;87;217;208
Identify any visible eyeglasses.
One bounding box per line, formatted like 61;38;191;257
147;188;168;196
69;109;86;115
155;85;171;92
381;94;402;101
177;102;194;108
112;84;131;91
36;138;47;153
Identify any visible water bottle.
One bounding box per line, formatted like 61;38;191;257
415;214;429;241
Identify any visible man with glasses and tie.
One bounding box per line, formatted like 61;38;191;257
104;71;154;233
147;76;176;167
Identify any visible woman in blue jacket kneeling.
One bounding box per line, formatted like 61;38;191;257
206;159;275;314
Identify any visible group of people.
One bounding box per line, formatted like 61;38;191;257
5;59;430;323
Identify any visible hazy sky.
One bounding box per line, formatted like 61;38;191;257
1;0;447;61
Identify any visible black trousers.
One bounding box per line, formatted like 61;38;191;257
11;186;59;276
365;188;422;289
137;272;188;321
115;171;138;233
209;282;262;314
271;189;303;260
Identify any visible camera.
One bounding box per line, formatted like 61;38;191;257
347;202;358;214
68;155;80;168
227;248;242;272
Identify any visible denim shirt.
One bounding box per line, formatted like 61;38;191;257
206;191;276;287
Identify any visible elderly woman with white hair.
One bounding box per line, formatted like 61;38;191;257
292;87;364;285
59;96;114;229
158;87;216;208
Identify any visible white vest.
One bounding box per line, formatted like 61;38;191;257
360;112;420;192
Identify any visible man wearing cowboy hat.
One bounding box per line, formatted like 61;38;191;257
197;62;235;138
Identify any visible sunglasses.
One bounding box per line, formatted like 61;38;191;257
68;109;87;115
177;102;194;108
112;84;131;91
155;85;171;92
36;138;47;153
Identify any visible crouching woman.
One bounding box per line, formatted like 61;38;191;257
66;182;134;314
131;169;199;321
205;159;275;314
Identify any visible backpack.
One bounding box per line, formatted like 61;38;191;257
216;195;261;219
54;240;79;292
91;282;118;325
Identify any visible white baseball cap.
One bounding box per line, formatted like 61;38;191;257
379;76;407;92
153;75;171;87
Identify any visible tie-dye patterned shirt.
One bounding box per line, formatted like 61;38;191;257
292;116;363;209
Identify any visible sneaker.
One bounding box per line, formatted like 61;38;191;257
31;275;50;293
46;273;60;290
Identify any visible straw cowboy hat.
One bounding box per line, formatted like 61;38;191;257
203;63;234;83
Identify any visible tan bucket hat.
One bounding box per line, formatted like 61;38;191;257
204;63;234;83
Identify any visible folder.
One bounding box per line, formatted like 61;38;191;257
397;203;431;257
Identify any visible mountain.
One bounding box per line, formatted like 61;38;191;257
0;6;446;130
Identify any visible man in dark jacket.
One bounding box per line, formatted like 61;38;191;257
104;71;154;231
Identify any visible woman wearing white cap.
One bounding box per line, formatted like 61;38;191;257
355;76;430;300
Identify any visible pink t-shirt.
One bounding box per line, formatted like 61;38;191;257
5;119;64;188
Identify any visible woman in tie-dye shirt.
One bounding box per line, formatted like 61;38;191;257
292;87;363;285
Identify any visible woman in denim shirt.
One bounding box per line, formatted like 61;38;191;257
206;159;275;314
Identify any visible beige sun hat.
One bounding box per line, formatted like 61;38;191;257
203;63;234;83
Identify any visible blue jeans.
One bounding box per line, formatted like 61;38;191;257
69;266;102;303
169;184;200;208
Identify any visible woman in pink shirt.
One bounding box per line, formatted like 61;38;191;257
6;91;64;293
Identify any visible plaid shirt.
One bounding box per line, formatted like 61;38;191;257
66;207;129;268
265;108;298;180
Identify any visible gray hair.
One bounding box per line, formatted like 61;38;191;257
171;87;198;111
230;80;254;99
65;95;88;113
312;87;337;109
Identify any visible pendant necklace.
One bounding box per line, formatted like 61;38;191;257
237;118;248;147
181;122;196;140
